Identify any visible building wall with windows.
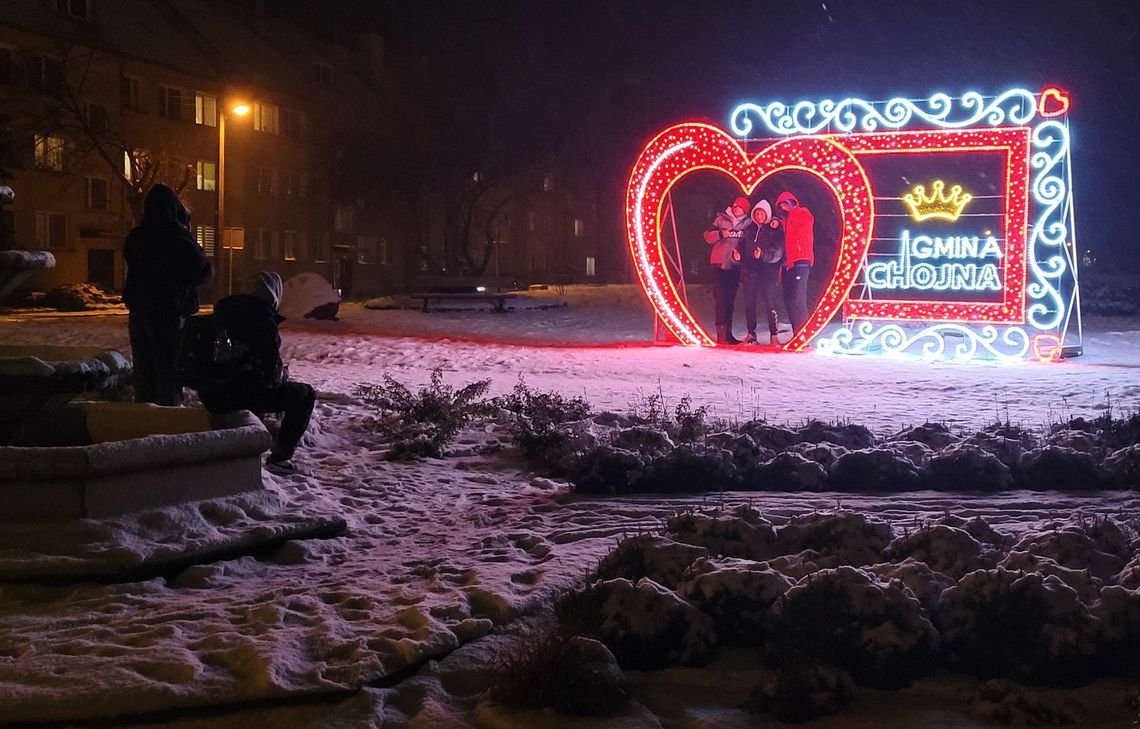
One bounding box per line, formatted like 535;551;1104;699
0;0;402;298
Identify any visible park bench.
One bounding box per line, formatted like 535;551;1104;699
410;291;518;313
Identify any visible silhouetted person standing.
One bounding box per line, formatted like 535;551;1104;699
123;184;213;405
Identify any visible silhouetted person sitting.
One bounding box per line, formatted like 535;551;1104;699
195;272;315;475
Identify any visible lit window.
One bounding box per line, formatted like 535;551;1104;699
194;93;216;127
574;218;584;237
85;177;108;211
122;149;134;181
35;212;66;249
121;76;140;110
283;230;299;261
223;227;245;250
543;175;553;192
252;102;279;134
195;224;215;256
34;134;65;171
586;256;596;277
196;160;216;192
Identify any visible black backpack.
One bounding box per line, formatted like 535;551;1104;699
178;314;235;390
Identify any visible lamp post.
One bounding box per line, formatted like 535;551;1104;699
218;101;250;296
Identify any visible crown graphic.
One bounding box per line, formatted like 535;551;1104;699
902;180;973;223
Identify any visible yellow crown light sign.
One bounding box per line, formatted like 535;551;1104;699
902;180;973;222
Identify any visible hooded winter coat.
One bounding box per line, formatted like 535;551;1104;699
738;200;784;271
123;185;213;314
775;191;815;268
205;273;287;392
703;206;749;269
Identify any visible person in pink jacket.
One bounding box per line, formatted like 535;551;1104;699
703;196;750;344
776;191;815;334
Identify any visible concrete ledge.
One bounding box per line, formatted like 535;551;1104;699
0;403;272;520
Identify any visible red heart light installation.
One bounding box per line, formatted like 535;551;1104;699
625;122;874;350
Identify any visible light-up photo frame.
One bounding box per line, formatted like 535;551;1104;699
625;88;1080;363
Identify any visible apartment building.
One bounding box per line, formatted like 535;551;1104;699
0;0;403;297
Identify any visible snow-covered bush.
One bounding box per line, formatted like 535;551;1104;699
923;444;1013;492
676;557;794;645
765;566;938;688
963;430;1033;469
1017;446;1107;490
883;525;987;579
1044;428;1108;458
519;419;599;474
970;679;1085;726
882;440;934;468
937;568;1100;684
1102;444;1140;489
556;578;716;670
1011;525;1127;581
356;368;493;459
640;443;737;493
829;449;922;492
567;445;650;495
935;514;1012;548
749;663;854;722
786;441;847;471
665;511;779;560
999;551;1103;603
736;421;799;451
1090;585;1140;676
866;558;956;611
594;535;707;590
610;425;674;457
765;549;842;580
890;422;960;451
796;420;876;450
1117;554;1140;590
751;452;829;491
775;512;894;566
705;432;776;480
487;633;628;716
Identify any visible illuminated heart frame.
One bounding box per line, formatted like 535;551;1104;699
626;123;1034;352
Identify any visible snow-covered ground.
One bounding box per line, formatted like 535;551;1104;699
0;285;1138;727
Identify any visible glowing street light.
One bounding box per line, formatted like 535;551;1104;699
219;99;250;295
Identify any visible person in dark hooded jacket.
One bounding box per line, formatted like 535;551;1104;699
196;272;315;475
123;184;213;405
737;199;785;345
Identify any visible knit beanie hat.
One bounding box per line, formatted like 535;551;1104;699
733;196;751;213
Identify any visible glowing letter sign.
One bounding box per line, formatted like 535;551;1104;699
625;88;1080;362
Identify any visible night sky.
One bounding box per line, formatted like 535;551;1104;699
282;0;1140;270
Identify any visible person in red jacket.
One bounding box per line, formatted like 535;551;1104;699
775;191;815;335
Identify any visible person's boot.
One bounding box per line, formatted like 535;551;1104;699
742;332;758;345
716;325;727;344
725;330;741;345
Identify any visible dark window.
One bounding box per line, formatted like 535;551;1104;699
86;103;108;134
313;62;333;86
56;0;90;20
158;86;183;120
40;58;64;93
121;75;140;110
85;177;108;210
282;109;304;139
0;48;12;83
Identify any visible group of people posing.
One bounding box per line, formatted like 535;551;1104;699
122;184;314;475
704;191;815;345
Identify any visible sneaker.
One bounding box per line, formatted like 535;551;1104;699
265;458;299;476
742;333;758;345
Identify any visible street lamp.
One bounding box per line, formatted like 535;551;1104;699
218;100;250;295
